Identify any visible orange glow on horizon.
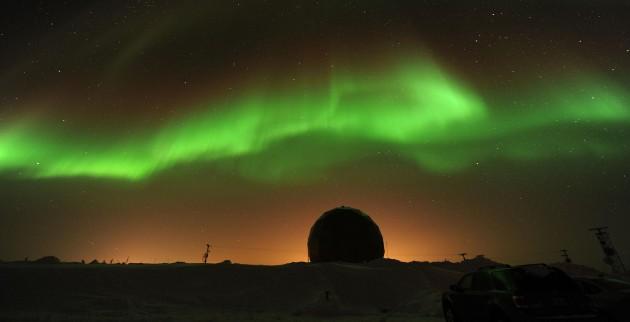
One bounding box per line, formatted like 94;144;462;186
48;201;472;265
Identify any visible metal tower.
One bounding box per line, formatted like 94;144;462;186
589;227;626;273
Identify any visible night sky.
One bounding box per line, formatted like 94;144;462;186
1;1;629;268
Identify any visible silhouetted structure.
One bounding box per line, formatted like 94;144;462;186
34;256;60;264
202;243;211;264
458;253;468;261
308;206;384;263
560;249;572;263
589;227;626;273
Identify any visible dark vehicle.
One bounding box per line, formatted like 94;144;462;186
442;264;602;322
575;276;630;322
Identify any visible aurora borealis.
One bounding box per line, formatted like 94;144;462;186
3;54;629;181
1;1;629;267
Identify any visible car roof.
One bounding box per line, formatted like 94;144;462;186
477;263;559;274
476;264;512;271
477;263;555;271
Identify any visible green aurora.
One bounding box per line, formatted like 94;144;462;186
1;55;629;182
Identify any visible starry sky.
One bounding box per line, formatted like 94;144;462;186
1;1;629;268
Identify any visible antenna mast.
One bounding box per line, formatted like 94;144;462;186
589;227;626;273
560;249;572;263
202;243;211;264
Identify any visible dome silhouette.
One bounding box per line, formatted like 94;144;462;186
308;206;385;263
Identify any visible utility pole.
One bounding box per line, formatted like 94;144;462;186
560;249;572;263
589;227;626;274
458;253;468;261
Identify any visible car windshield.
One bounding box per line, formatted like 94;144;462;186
492;266;579;292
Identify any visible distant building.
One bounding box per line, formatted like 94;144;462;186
308;206;385;263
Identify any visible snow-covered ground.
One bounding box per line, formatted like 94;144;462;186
0;257;608;322
3;312;445;322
